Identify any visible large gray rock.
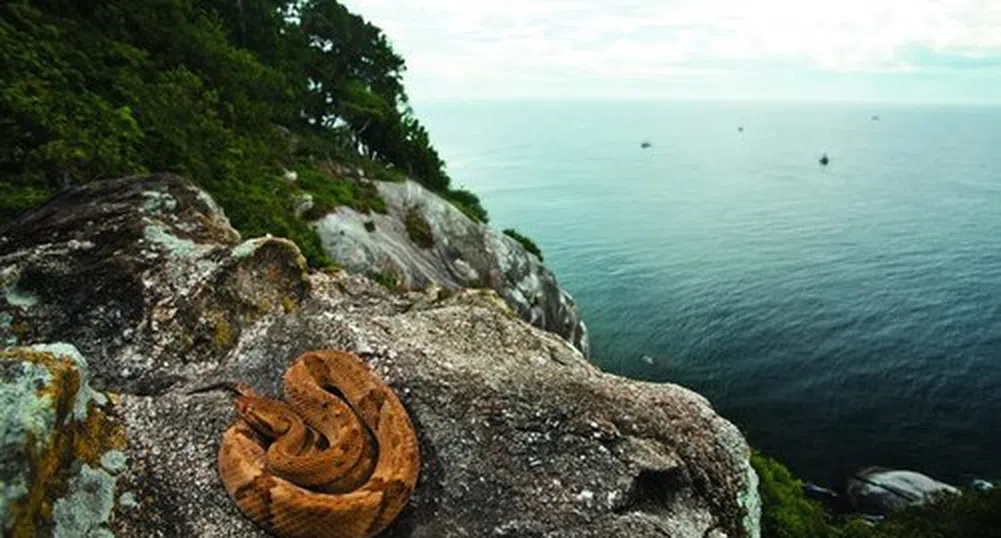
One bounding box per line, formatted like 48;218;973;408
315;180;589;355
846;467;960;515
0;174;759;538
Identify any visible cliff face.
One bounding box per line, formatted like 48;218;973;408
314;179;590;355
0;174;759;538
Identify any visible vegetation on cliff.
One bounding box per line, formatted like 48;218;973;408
503;228;543;261
0;0;487;266
753;451;1001;538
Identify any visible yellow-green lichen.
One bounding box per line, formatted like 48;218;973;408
231;238;263;258
51;464;117;538
1;311;17;347
143;223;197;257
211;314;234;349
11;320;32;346
4;283;38;309
0;360;55;527
140;191;178;215
98;451;127;474
117;491;138;510
0;345;126;538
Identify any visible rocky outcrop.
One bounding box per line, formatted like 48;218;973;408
0;174;759;538
0;344;127;537
846;467;959;515
314;179;589;355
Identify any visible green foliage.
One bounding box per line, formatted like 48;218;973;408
849;488;1001;538
752;452;839;538
367;270;401;291
404;207;433;249
503;228;543;261
295;165;386;220
0;0;474;271
753;450;1001;538
1;3;146;189
0;182;51;223
446;188;489;223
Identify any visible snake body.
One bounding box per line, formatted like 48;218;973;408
207;351;419;538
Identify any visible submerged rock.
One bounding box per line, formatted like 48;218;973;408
0;174;758;537
314;180;589;355
846;467;960;515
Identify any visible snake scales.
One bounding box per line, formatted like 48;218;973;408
194;351;420;538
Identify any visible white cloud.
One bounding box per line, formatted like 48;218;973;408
341;0;1001;101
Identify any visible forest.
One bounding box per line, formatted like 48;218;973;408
0;0;487;266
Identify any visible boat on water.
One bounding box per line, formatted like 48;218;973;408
819;153;830;166
640;141;652;149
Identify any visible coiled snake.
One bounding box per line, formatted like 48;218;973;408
193;351;420;538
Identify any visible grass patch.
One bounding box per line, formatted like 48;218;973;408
503;228;543;261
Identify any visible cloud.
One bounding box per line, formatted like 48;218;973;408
340;0;1001;100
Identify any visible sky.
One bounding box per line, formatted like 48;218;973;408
339;0;1001;104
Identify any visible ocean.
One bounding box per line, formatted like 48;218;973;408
416;99;1001;487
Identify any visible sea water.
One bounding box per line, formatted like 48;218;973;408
418;99;1001;485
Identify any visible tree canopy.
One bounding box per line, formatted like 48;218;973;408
1;0;484;265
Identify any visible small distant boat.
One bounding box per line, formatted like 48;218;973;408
738;126;744;132
819;153;830;166
640;141;652;149
871;115;880;121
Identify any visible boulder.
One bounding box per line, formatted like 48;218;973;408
0;343;127;537
314;180;589;355
846;467;960;515
0;174;759;537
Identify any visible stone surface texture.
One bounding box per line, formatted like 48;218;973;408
315;179;589;355
0;174;759;538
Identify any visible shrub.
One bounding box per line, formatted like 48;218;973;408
295;165;387;220
752;450;1001;538
445;188;489;223
368;270;401;291
404;207;433;249
503;229;543;261
752;451;839;538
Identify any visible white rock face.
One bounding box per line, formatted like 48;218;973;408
847;467;960;514
315;180;589;354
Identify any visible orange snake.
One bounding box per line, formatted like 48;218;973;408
192;351;420;538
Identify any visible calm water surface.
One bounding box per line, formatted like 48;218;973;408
417;100;1001;485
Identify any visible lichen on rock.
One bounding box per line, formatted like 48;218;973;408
0;344;126;538
51;464;118;538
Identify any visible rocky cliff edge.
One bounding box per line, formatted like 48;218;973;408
313;178;588;355
0;174;759;538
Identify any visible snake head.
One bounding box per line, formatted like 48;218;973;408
233;395;295;439
187;381;257;398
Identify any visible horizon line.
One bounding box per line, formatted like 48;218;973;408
413;96;1001;106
